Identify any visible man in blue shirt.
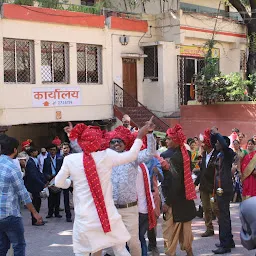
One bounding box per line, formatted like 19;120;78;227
0;136;43;256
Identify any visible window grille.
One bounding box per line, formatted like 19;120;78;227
81;0;95;6
77;43;102;84
41;41;69;83
240;50;247;74
3;38;35;83
144;46;158;80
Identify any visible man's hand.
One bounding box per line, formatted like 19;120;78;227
137;116;155;139
44;181;49;188
63;122;73;137
162;203;169;213
33;212;43;224
211;126;218;135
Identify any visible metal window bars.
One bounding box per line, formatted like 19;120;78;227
41;41;69;83
144;46;158;80
77;43;102;84
3;38;35;83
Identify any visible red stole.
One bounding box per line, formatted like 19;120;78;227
83;153;111;233
139;163;157;230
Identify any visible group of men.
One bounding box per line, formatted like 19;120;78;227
0;115;249;256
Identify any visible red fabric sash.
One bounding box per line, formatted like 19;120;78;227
83;153;111;233
139;163;157;230
181;145;197;200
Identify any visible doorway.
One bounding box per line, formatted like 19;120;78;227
178;57;205;105
122;58;137;107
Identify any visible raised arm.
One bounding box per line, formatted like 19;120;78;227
63;122;82;153
108;116;156;167
55;157;72;189
70;139;82;153
137;133;156;164
107;139;143;167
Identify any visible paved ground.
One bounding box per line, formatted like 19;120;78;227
21;195;256;256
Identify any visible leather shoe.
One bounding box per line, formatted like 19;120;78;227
32;222;45;226
66;218;72;222
46;215;53;218
212;247;231;254
215;242;235;248
201;230;214;237
55;214;62;218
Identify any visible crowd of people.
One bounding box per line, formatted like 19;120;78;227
0;116;256;256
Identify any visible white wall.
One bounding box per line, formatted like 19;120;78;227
0;19;113;125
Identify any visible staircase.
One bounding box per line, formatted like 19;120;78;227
113;83;169;132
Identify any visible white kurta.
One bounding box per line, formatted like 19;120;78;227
55;139;143;254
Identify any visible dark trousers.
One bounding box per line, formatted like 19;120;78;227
217;194;234;248
139;213;149;256
31;193;41;225
0;216;26;256
148;226;157;249
48;190;61;216
63;188;71;219
200;190;219;232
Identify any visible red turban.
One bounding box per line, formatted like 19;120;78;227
126;132;147;151
69;124;111;233
99;130;115;151
200;129;211;148
52;136;62;146
166;124;197;201
22;139;32;151
110;126;133;146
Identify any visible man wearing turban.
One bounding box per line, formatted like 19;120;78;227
55;119;154;256
161;124;196;256
195;129;219;237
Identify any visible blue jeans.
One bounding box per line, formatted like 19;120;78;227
0;216;26;256
139;213;149;256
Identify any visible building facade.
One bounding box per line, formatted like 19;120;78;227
0;0;248;144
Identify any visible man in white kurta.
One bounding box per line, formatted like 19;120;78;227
55;126;150;256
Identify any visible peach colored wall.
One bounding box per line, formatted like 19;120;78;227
180;103;256;139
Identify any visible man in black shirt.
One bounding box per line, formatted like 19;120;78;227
211;127;235;254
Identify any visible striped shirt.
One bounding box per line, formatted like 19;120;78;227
0;155;32;220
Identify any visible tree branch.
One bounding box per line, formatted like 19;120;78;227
249;0;256;11
229;0;251;23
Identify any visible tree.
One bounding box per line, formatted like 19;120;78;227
228;0;256;76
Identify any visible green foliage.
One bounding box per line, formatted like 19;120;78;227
14;0;33;6
37;0;60;9
197;72;256;104
67;4;99;14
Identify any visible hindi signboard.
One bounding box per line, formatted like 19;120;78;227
180;45;220;58
32;87;81;107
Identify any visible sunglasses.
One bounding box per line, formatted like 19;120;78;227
110;139;124;144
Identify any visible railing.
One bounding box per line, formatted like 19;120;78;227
180;2;243;23
0;0;100;15
0;0;143;17
114;82;169;131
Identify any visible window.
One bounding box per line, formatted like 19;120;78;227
41;41;69;83
77;44;102;84
3;38;35;83
81;0;95;6
144;46;158;80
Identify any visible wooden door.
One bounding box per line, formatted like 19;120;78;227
122;58;137;107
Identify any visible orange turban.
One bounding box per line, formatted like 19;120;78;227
166;124;197;201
